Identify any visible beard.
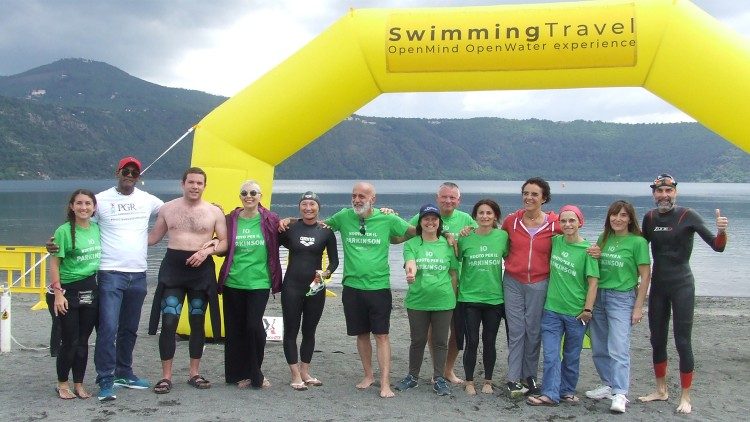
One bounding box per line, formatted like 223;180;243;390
353;201;372;216
655;197;675;213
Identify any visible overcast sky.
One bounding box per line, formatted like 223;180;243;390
1;0;747;123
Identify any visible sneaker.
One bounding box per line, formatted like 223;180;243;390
97;382;117;402
506;381;528;399
585;384;613;400
433;376;451;396
523;376;541;396
114;376;150;389
394;374;418;391
610;394;628;413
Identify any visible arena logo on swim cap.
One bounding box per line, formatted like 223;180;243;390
385;2;637;73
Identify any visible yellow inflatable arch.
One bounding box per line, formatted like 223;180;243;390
192;0;749;207
182;0;749;337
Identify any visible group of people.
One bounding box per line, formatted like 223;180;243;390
47;157;728;415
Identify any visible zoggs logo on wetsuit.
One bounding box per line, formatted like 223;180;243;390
653;226;673;232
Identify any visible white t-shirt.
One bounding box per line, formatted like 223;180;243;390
94;187;163;272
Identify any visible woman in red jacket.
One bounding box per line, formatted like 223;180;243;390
501;177;560;398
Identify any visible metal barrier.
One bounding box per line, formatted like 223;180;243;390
0;246;48;310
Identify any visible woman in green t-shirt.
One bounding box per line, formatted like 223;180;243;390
217;180;282;390
455;199;509;395
585;200;651;414
49;189;101;400
395;205;458;397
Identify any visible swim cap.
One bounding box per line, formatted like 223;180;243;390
559;205;584;228
650;173;677;189
299;191;320;206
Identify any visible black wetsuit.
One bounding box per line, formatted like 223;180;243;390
279;221;339;365
642;206;726;383
152;249;217;361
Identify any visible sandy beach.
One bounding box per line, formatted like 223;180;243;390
2;288;748;421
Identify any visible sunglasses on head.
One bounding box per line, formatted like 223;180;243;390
359;217;366;235
240;190;260;197
120;168;140;178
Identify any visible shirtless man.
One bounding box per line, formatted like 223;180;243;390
147;167;228;394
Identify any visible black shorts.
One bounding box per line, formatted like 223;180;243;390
342;286;392;336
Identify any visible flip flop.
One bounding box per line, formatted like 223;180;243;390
562;394;580;403
153;378;172;394
526;395;558;407
303;377;323;387
290;382;308;391
237;379;252;389
187;375;211;389
262;377;271;389
56;386;76;400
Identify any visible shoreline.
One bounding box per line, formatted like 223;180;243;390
2;289;748;421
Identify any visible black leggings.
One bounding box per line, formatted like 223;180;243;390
159;287;208;361
282;288;325;364
46;292;62;357
223;286;270;387
648;284;696;373
56;277;98;383
462;302;505;382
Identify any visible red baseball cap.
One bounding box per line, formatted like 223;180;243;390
117;156;142;171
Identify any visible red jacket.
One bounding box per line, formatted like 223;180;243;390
501;209;561;284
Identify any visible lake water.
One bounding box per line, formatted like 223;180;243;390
1;179;747;297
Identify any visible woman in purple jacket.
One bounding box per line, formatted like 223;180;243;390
218;180;281;389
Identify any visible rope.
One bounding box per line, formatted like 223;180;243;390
3;252;50;291
140;126;195;176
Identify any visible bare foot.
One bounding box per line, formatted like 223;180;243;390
676;395;692;414
465;382;476;396
482;381;494;394
237;379;252;389
638;391;669;402
444;371;464;384
380;385;395;398
356;376;375;390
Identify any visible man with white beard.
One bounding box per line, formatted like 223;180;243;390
324;182;415;398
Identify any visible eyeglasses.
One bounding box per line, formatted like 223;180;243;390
120;168;140;178
240;190;260;197
359;217;366;235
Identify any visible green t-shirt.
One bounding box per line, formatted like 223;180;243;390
403;236;458;311
225;214;271;290
326;208;410;290
53;222;101;283
408;209;477;236
456;229;508;305
598;233;650;291
545;235;600;316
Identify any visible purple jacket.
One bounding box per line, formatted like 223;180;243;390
218;205;282;294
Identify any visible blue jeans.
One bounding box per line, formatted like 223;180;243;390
540;310;586;402
94;271;148;386
590;288;635;396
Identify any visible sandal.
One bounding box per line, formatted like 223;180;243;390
237;379;252;389
290;382;308;391
526;395;558;407
303;377;323;387
56;386;76;400
153;379;172;394
562;394;580;403
262;377;271;389
187;375;211;389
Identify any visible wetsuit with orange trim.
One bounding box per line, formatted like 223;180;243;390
641;206;726;389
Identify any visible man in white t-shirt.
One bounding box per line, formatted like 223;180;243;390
91;157;163;400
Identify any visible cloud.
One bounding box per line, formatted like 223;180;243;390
0;0;746;123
